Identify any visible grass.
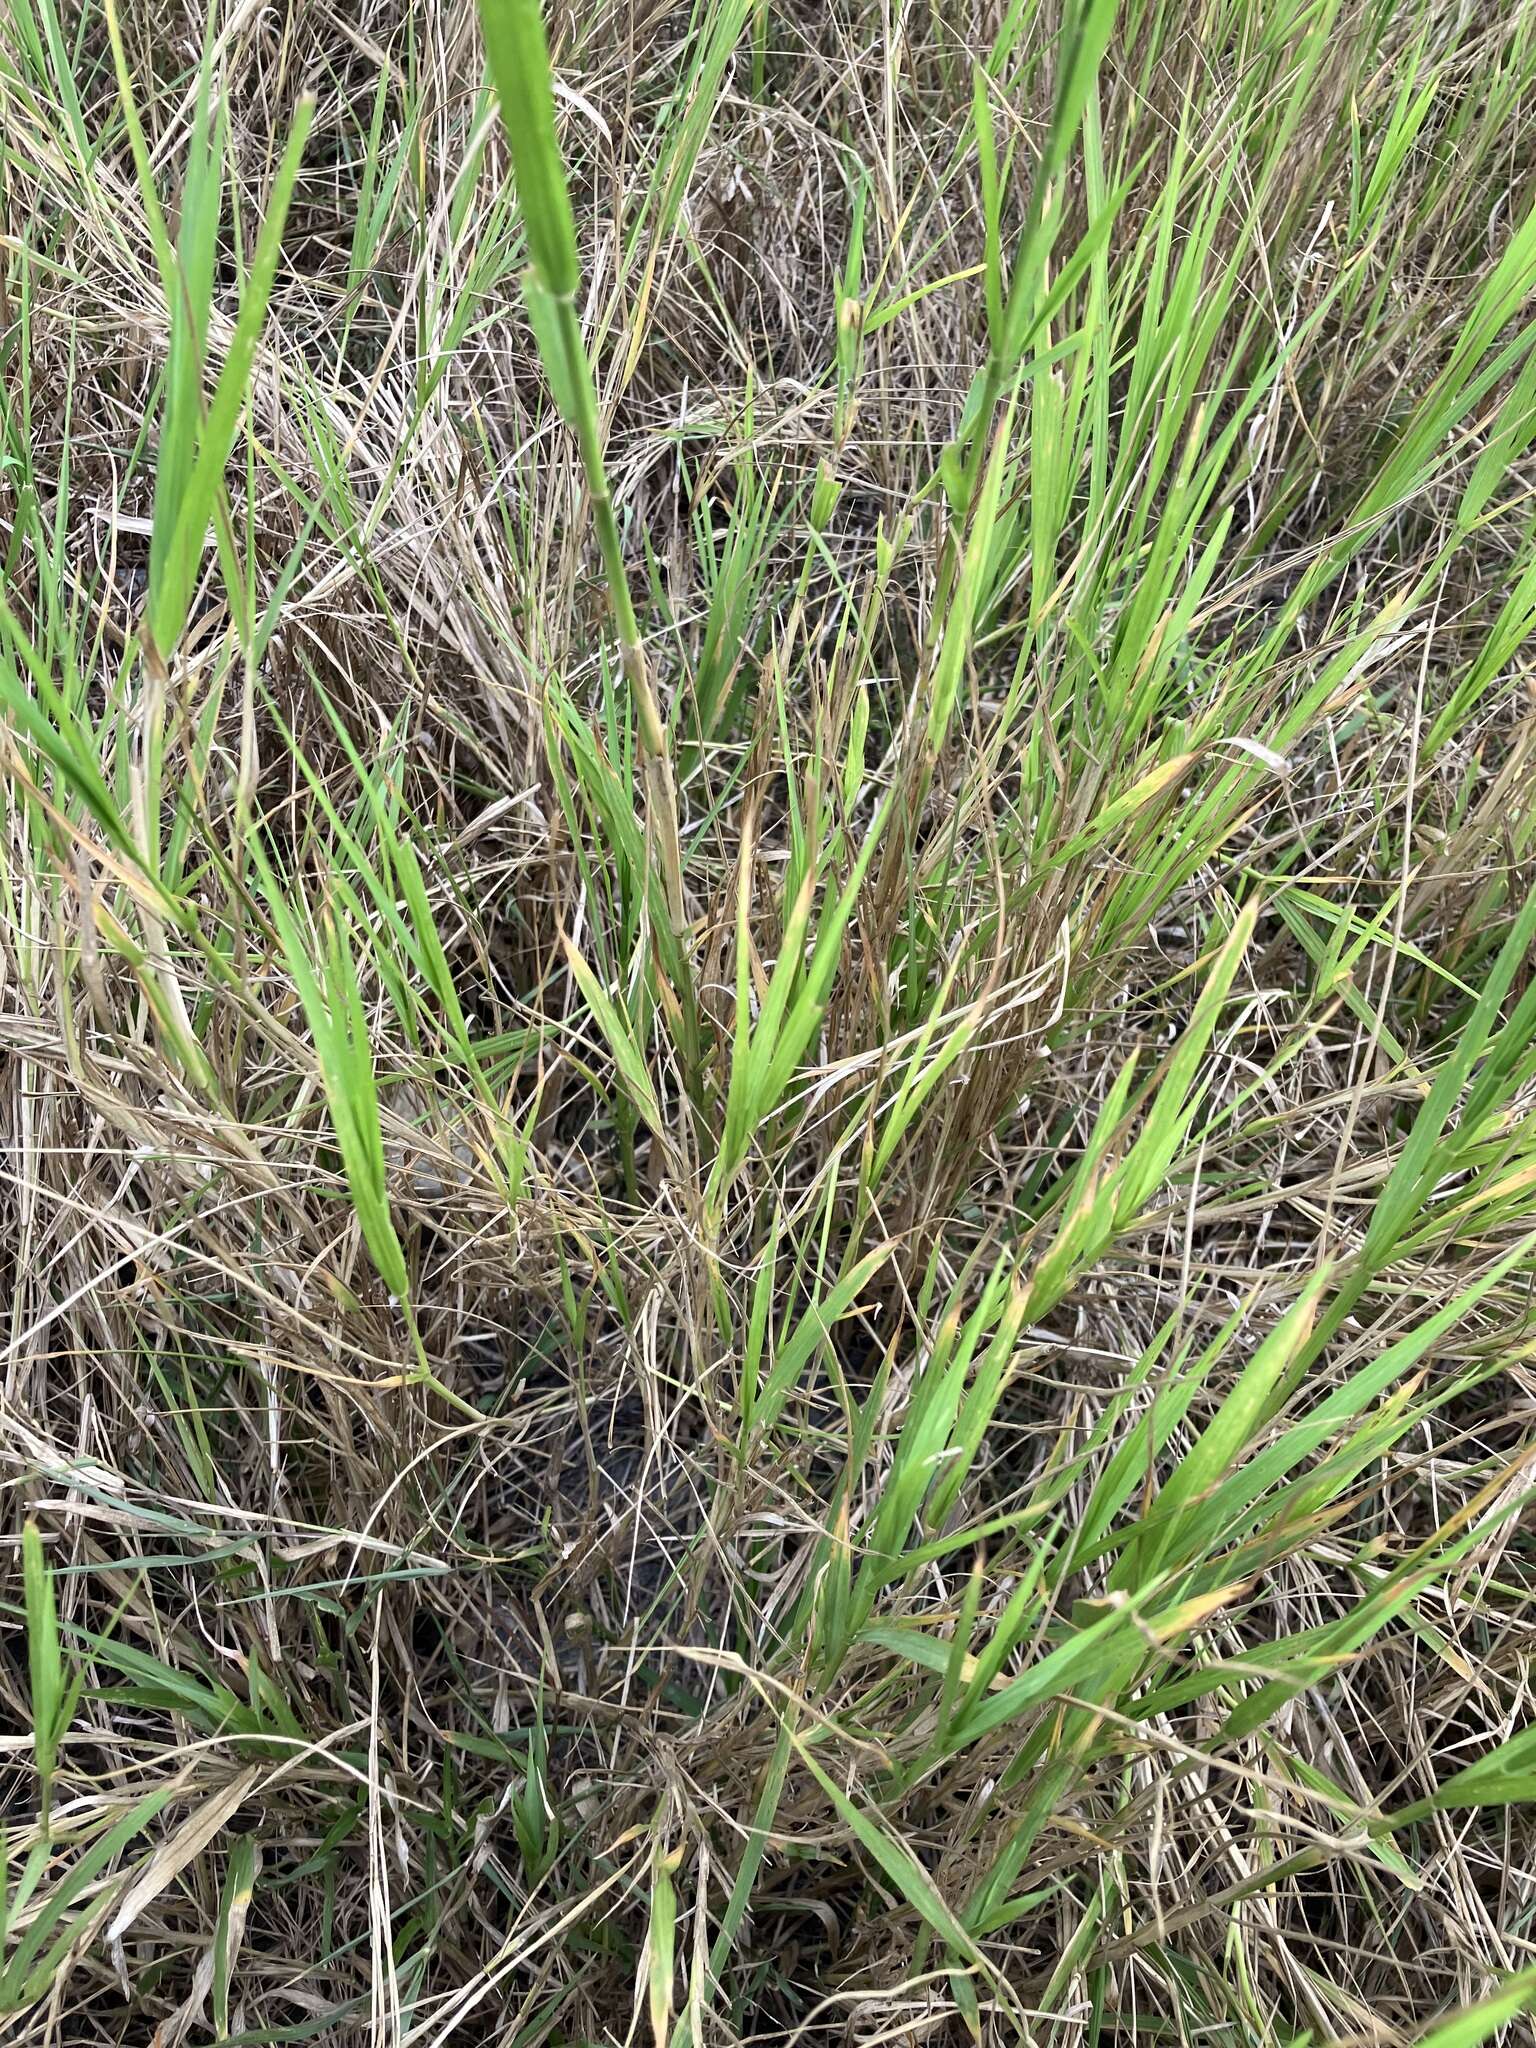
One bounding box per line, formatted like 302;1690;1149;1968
2;0;1536;2040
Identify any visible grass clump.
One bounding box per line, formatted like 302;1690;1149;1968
3;0;1536;2042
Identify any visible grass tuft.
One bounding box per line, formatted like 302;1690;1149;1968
3;0;1536;2041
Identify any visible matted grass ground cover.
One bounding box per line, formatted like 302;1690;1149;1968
3;1;1536;2041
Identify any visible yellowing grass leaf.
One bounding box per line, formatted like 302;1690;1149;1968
106;1770;260;1946
645;1842;677;2048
